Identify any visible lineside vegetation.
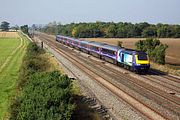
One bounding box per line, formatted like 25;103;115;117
10;43;75;120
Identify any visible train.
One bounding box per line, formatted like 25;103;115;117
55;35;150;73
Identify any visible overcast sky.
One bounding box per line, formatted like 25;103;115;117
0;0;180;26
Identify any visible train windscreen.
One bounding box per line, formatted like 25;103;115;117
138;53;148;60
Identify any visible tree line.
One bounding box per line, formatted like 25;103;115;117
39;22;180;38
0;21;29;34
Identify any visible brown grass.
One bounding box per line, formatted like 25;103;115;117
0;32;19;38
151;62;180;76
45;52;64;72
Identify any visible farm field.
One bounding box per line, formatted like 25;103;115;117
0;32;29;119
0;32;19;38
85;38;180;67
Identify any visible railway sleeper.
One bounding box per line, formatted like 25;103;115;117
91;104;101;109
81;97;110;119
103;114;111;119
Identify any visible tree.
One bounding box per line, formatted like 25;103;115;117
1;21;10;31
142;26;157;37
157;26;166;38
135;38;168;64
151;44;168;64
20;25;29;34
135;40;145;51
117;41;123;47
174;25;180;38
72;27;78;38
40;21;180;38
105;23;117;38
11;25;19;31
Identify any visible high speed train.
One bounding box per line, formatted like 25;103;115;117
56;35;150;73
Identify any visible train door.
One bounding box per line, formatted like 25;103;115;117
117;49;123;63
121;53;124;62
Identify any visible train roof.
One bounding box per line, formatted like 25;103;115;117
122;48;147;54
56;35;146;53
56;35;63;38
79;40;90;44
56;35;78;42
56;35;71;39
88;41;107;47
102;44;121;51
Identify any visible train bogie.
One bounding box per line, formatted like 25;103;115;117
90;51;100;58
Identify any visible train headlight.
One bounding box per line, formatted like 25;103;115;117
136;64;141;66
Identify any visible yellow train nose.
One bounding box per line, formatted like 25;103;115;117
135;55;150;65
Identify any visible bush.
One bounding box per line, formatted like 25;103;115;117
151;44;168;64
13;71;74;120
135;38;168;64
117;41;123;47
17;43;48;88
25;43;45;59
10;43;75;120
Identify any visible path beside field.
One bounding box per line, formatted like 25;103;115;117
0;32;29;119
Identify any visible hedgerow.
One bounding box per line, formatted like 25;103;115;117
10;43;75;120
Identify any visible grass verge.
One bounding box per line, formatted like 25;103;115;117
151;62;180;76
0;33;29;119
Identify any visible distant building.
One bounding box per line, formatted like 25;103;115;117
9;29;17;32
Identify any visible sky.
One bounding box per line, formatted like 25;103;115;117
0;0;180;26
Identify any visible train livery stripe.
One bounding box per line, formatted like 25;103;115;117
135;55;149;64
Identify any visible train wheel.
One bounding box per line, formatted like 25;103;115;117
130;67;134;71
114;60;117;65
120;63;124;67
101;56;104;60
117;62;119;66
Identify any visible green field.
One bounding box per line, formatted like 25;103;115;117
0;33;29;119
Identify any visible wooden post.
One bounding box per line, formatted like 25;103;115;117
41;41;43;48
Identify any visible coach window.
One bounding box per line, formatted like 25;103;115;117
91;46;98;51
102;49;115;56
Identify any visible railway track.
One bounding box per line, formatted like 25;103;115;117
148;69;180;84
36;33;180;120
141;75;180;93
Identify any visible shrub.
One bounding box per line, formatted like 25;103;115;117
135;38;168;64
13;71;74;120
117;41;123;47
151;44;168;64
10;43;75;120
